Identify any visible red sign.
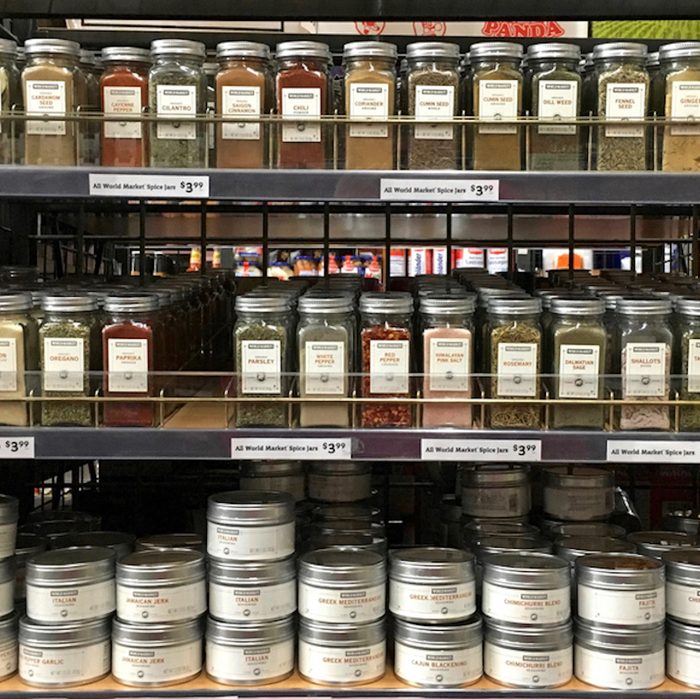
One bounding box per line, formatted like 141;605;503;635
481;21;566;38
354;21;386;36
413;22;448;37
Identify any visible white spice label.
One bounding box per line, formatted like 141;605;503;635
20;640;110;686
208;579;296;621
623;342;668;398
304;341;345;396
575;645;664;689
369;340;409;394
667;642;700;687
207;521;294;561
0;523;16;559
667;581;700;623
670;81;700;136
0;643;16;679
241;340;281;395
0;338;17;392
206;639;294;683
26;578;116;622
395;642;482;687
299;582;385;623
577;584;665;625
112;639;201;685
687;339;700;393
496;342;538;397
26;80;67;136
415;85;455;140
156;85;197;140
349;83;389;138
482;581;570;624
116;581;206;623
282;87;321;143
538;80;578;135
478;80;518;135
485;642;571;687
298;639;385;683
429;338;470;392
390;580;475;621
103;86;142;139
107;338;148;393
605;83;646;138
222;85;261;140
558;344;600;399
42;337;85;392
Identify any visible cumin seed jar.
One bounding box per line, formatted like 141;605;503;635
240;461;306;503
112;618;203;687
542;467;614;521
26;546;116;623
19;616;111;687
206;616;294;685
389;548;476;623
298;617;386;686
667;618;700;687
0;495;18;559
207;491;295;561
461;465;531;520
482;553;570;625
299;548;386;623
393;616;483;688
663;548;700;624
484;619;573;688
628;530;696;559
576;553;665;626
308;462;372;503
208;557;296;622
574;618;665;689
0;614;16;681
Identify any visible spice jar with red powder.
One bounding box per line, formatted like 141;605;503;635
359;292;413;428
102;294;160;427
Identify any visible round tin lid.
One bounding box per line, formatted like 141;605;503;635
207;490;295;525
299;616;385;647
390;547;474;583
26;545;115;585
112;617;203;647
483;551;569;589
150;39;206;59
208;555;296;585
276;41;331;62
470;41;523;61
0;292;32;312
117;549;205;585
101;46;151;64
393;615;482;648
299;547;386;586
406;42;460;60
343;41;398;61
207;615;294;645
593;42;648;61
359;291;413;314
136;533;204;553
24;38;80;58
19;615;110;647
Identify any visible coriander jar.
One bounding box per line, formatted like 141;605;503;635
542;466;614;521
19;616;110;687
0;613;16;681
111;618;203;687
240;461;305;502
576;553;665;626
677;297;700;430
389;547;476;623
484;619;573;688
628;530;696;559
308;462;372;503
206;616;294;685
0;495;18;558
663;548;700;624
394;616;483;688
207;490;295;561
667;617;700;687
299;548;386;623
574;618;664;689
136;533;204;553
461;465;531;519
298;617;386;686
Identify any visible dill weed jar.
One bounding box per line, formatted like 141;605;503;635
678;297;700;429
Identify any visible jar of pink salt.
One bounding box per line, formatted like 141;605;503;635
420;294;475;428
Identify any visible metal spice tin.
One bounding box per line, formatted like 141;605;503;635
0;613;17;681
663;548;700;624
551;522;627;539
0;558;14;618
136;533;204;553
308;462;373;503
628;530;696;559
0;495;18;559
461;466;531;519
307;532;388;555
462;520;538;548
49;530;135;560
312;503;383;524
667;617;700;687
554;536;636;579
542;467;614;521
240;461;306;503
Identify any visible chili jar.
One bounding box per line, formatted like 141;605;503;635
275;41;332;169
215;41;272;168
149;39;207;168
0;40;19;164
100;46;150;167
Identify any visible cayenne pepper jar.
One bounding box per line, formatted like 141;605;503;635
359;292;413;428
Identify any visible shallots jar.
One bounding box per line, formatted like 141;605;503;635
663;548;700;624
542;466;614;521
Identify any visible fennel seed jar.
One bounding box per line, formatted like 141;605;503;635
240;461;306;503
0;613;16;681
299;548;386;623
298;617;386;686
19;616;110;687
628;530;696;560
461;465;531;519
482;552;570;625
111;618;203;687
484;619;573;688
0;495;18;559
26;546;116;623
308;462;373;503
207;491;295;561
667;617;700;687
206;616;294;685
389;548;476;623
393;616;482;688
208;557;296;623
116;549;206;624
574;618;665;689
576;553;665;626
663;548;700;624
542;467;614;521
136;533;204;553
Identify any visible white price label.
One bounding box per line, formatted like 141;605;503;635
0;437;34;458
89;174;209;199
231;437;351;460
607;439;700;463
421;438;540;461
380;178;499;202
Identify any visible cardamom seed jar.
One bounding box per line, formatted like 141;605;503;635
542;467;614;521
393;616;483;688
461;465;531;519
574;618;665;689
667;617;700;687
299;548;386;623
576;553;665;626
136;533;204;553
111;618;203;687
308;462;373;503
298;617;386;686
663;548;700;624
19;616;111;687
206;616;295;685
26;546;116;623
0;495;18;559
240;461;306;502
0;614;16;681
207;491;295;561
628;530;696;559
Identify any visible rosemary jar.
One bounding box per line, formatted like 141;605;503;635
405;42;460;170
148;39;207;168
678;298;700;429
594;42;650;171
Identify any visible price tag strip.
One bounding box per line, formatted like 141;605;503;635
421;437;541;462
380;177;499;202
231;437;351;460
607;439;700;463
0;436;35;459
89;173;210;199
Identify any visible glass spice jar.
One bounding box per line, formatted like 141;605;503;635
0;40;20;164
359;292;413;428
148;39;207;168
677;297;700;430
77;49;100;165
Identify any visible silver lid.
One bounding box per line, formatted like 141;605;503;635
474;534;552;558
207;615;294;646
419;294;476;315
406;42;460;61
470;42;523;61
298;294;354;314
628;530;696;559
29;519;92;538
462;465;529;487
307;532;387;555
41;294;98;312
550;297;604;316
299;616;385;647
276;41;331;62
483;552;569;589
575;617;664;653
0;495;18;525
662;548;700;585
660;41;700;61
394;615;482;649
668;617;700;650
593;42;648;61
576;552;664;589
312;520;385;538
79;49;96;66
20;615;110;647
389;547;474;584
151;39;206;59
527;43;581;62
677;297;700;316
101;46;151;64
24;38;80;59
216;41;270;60
235;294;289;313
241;461;304;477
462;520;539;544
646;51;660;67
0;39;17;57
112;617;203;647
136;533;203;553
299;548;386;587
553;522;626;539
543;466;613;489
117;549;205;586
27;546;115;585
310;462;370;476
555;536;636;563
49;531;135;559
616;297;671;315
359;291;413;314
485;618;572;649
207;491;295;526
312;504;382;523
344;41;398;61
208;555;295;586
103;293;159;313
487;297;541;315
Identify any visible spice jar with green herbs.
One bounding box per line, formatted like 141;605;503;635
677;297;700;430
487;297;542;429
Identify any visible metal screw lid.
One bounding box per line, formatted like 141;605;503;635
298;294;354;314
470;41;523;61
343;41;398;61
419;294;476;315
235;294;289;313
646;50;660;67
660;41;700;61
550;297;605;316
359;291;413;314
216;41;271;60
406;42;460;61
276;41;331;62
24;38;81;58
487;296;542;315
101;46;152;64
593;42;648;61
527;43;581;62
616;296;672;315
150;39;206;59
41;294;98;313
0;39;17;57
0;292;32;312
103;293;159;313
